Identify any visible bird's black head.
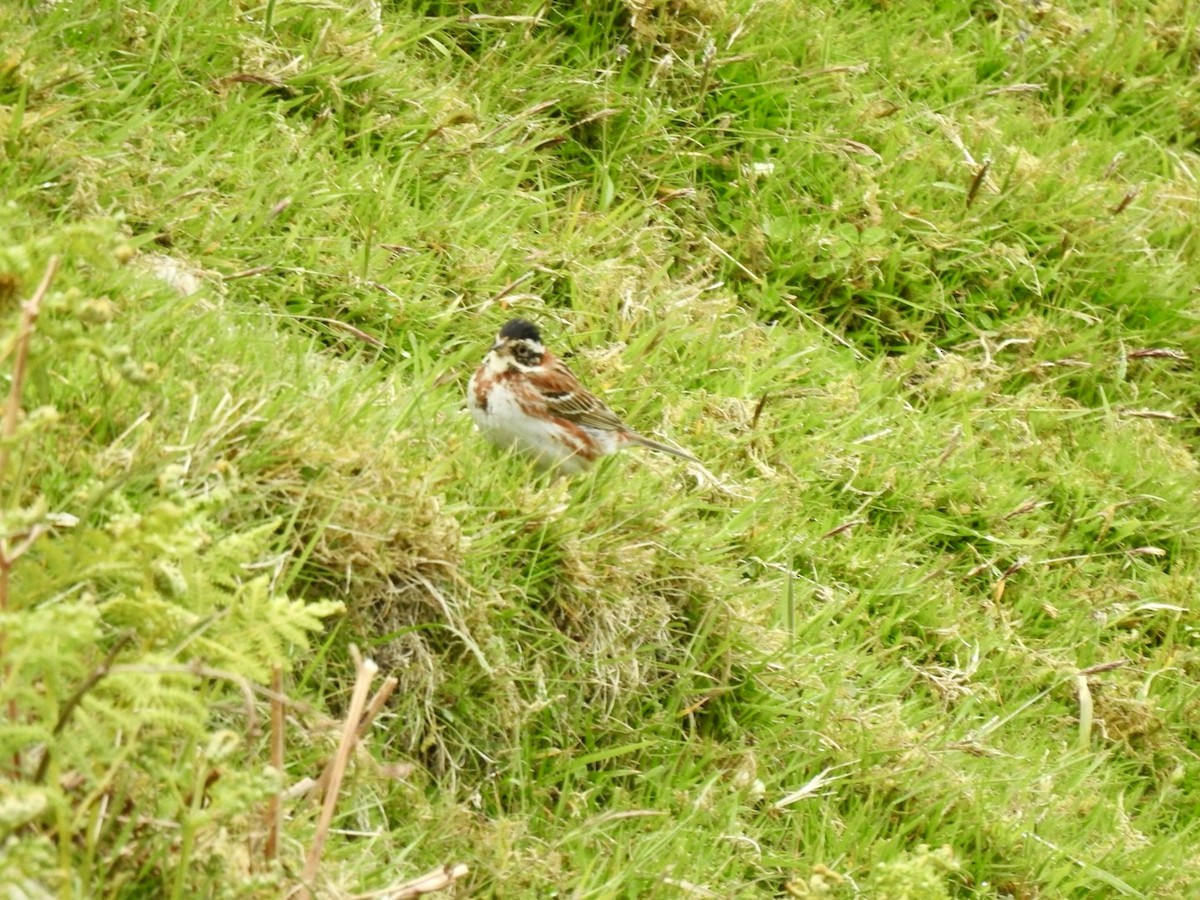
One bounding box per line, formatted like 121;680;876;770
498;318;542;344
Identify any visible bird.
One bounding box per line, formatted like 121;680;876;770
467;318;697;475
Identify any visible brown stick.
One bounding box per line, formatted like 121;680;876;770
297;654;378;898
1110;187;1138;216
307;674;399;799
356;676;399;740
966;159;991;209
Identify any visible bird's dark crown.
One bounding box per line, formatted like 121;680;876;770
498;318;542;344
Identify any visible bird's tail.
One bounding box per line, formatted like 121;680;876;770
624;431;699;463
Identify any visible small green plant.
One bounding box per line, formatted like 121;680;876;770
870;844;960;900
0;250;340;895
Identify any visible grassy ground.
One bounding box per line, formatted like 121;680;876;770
2;0;1199;896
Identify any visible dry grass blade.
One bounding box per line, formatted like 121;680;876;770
224;264;274;280
350;864;471;899
1126;348;1187;361
463;14;542;24
308;316;385;348
1079;660;1128;676
774;767;847;809
1120;409;1180;420
1076;674;1093;751
984;83;1044;95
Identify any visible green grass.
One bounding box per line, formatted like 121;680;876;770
2;0;1199;896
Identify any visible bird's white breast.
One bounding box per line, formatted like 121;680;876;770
468;367;619;473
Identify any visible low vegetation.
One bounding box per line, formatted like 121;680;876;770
2;0;1198;896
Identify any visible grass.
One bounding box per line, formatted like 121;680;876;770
2;0;1199;896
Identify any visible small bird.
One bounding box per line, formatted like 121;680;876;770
467;318;697;474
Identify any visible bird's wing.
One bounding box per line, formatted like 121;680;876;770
535;357;629;432
536;355;698;462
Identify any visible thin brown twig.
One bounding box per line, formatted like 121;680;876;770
820;520;865;540
1110;187;1138;216
1078;659;1129;677
750;393;770;431
1126;348;1187;361
357;677;399;738
488;270;535;306
966;159;991;209
297;655;378;898
309;675;399;799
